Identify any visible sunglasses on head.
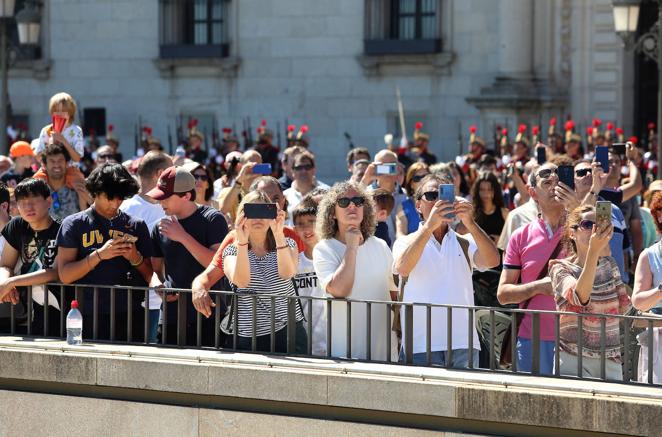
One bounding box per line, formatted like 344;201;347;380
193;174;209;181
419;191;439;201
574;219;595;231
412;174;428;183
537;167;558;180
51;192;60;211
293;164;314;171
337;196;365;208
575;168;592;177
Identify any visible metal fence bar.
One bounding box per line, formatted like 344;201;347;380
554;313;560;377
162;294;168;345
404;304;413;365
307;297;313;355
623;318;631;381
214;294;221;349
467;308;473;369
531;312;540;376
366;302;371;361
426;305;432;366
232;296;238;350
43;285;49;337
489;310;495;370
9;296;15;335
386;302;392;363
577;313;583;378
327;299;332;359
346;301;352;359
270;295;276;353
59;285;65;338
196;311;202;348
287;297;296;354
510;310;518;373
93;287;99;341
26;286;32;335
648;319;654;385
252;294;257;352
110;287;116;342
446;306;452;369
127;288;133;343
144;290;150;345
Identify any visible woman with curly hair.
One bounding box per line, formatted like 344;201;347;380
313;181;396;360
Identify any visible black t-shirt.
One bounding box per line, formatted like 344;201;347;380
56;207;152;314
1;168;34;188
151;205;228;289
2;216;59;274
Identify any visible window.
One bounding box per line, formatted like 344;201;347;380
365;0;442;55
159;0;230;58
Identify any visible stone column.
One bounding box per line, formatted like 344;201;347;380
498;0;533;79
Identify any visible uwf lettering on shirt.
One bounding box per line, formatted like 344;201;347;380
82;229;136;248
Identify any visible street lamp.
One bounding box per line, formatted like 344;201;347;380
612;0;662;179
0;0;40;155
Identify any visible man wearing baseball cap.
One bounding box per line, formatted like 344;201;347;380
147;166;228;346
2;141;34;188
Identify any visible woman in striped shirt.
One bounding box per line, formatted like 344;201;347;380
549;205;632;380
222;191;307;353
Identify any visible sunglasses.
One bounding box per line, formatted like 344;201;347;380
575;168;592;177
193;174;209;181
293;164;314;171
98;154;114;160
51;192;60;211
337;196;365;208
536;167;558;180
420;191;439;201
412;174;428;183
574;219;595;231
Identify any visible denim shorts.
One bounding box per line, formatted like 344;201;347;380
399;348;480;368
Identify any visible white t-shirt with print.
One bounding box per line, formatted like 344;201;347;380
36;123;85;158
294;252;327;356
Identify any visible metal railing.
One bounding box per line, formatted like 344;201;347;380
1;283;661;387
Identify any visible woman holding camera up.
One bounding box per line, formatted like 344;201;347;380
220;191;307;353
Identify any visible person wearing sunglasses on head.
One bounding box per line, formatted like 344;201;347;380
392;174;499;368
93;145;117;167
283;151;328;220
497;162;568;375
313;181;397;361
573;159;630;283
549;205;632;380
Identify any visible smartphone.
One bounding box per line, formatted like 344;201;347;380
557;165;575;190
252;163;272;175
536;147;546;165
175;146;186;158
595;146;609;173
611;143;626;157
244;203;277;219
123;234;138;244
596;201;612;228
375;163;397;175
438;184;455;218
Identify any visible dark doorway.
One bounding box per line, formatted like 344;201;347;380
634;1;659;151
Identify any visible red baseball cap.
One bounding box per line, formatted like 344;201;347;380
145;166;195;200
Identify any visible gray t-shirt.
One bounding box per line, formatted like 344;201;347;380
50;186;80;222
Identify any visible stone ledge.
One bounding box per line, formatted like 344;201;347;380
0;337;660;436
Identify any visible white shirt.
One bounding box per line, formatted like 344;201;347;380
120;194;166;310
294;253;327;356
284;180;329;218
313;236;396;360
36;123;85;158
392;226;481;354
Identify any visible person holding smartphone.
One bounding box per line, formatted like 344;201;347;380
219;191;306;353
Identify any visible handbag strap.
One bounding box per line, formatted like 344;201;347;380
521;238;563;310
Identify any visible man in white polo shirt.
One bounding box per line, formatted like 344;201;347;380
393;174;500;367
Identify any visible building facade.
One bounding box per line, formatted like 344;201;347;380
8;0;640;181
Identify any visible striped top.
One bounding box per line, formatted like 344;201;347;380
223;238;303;337
549;257;632;362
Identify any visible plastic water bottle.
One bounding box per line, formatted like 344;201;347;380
66;300;83;345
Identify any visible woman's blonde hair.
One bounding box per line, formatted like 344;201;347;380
48;92;77;120
404;162;428;196
236;190;276;251
316;181;376;241
563;204;594;255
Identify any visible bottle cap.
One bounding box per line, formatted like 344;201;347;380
71;300;79;309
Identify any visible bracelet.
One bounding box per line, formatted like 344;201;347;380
130;254;144;267
233;181;242;189
237;241;249;247
276;244;289;250
94;250;102;262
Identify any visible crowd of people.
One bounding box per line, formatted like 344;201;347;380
1;91;662;382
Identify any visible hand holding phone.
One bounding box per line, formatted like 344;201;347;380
375;163;397;175
252;163;272;175
438;184;455;218
557;165;575;190
595;146;609;173
596;201;612;228
244;203;278;219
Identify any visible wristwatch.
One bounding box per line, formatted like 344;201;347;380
657;283;662;293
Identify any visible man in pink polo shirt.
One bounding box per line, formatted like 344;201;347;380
498;162;568;374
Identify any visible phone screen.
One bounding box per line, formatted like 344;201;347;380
595;146;609;173
376;163;397;175
536;147;546;165
557;165;575;190
596;201;612;228
438;184;455;218
244;203;277;219
252;163;272;175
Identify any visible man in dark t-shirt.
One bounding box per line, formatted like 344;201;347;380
146;166;228;346
56;163;153;341
0;179;60;335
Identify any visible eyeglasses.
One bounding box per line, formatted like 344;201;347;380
193;174;209;181
337;196;365;208
574;219;595;231
51;192;60;211
412;174;428;183
575;168;592;177
420;191;439;201
98;154;114;160
293;164;314;171
536;167;558;180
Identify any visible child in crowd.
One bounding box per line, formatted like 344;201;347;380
372;188;395;247
33;92;85;188
292;197;327;356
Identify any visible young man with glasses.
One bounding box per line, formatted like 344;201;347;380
497;162;567;375
392;174;500;367
283;151;328;219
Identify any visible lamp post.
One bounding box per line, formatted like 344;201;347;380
0;0;41;155
612;0;662;178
